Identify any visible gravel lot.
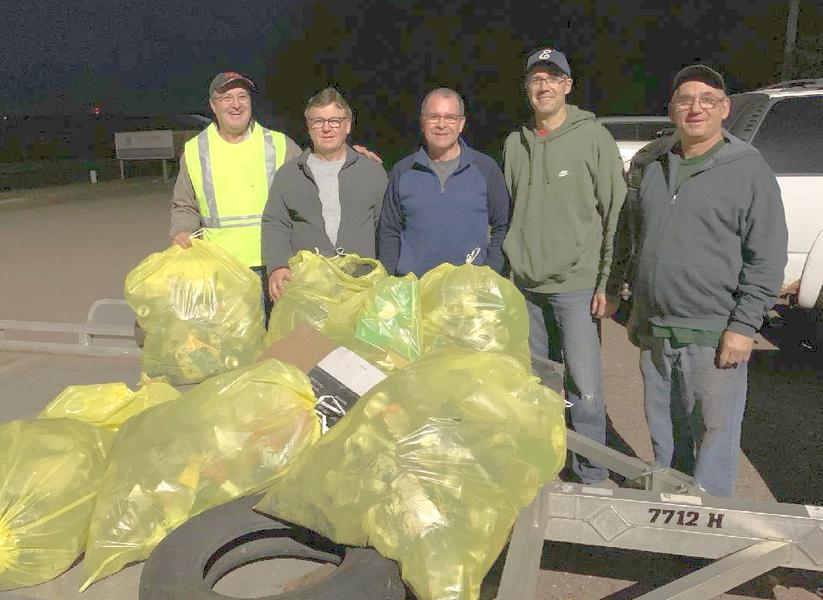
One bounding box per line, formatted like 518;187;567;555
1;177;821;599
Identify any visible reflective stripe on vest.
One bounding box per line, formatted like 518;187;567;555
185;122;287;265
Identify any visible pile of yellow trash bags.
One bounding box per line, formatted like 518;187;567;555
0;243;567;600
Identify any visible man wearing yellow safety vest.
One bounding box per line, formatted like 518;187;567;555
170;71;302;315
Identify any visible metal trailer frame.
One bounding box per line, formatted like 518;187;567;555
2;307;822;599
496;432;823;599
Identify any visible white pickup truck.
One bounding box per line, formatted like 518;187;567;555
600;79;823;310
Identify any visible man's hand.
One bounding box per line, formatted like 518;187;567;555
715;330;755;369
172;231;192;248
268;267;293;301
352;144;383;164
590;292;613;319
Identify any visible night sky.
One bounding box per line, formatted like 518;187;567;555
1;0;821;156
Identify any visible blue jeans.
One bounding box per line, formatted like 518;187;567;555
639;336;748;497
525;288;608;484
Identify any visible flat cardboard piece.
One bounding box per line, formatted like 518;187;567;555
259;323;386;432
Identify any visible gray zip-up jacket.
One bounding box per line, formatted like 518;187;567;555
262;145;388;273
617;130;787;338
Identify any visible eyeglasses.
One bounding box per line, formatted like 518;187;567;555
672;94;727;111
527;74;567;88
307;117;349;129
422;113;464;125
213;92;251;106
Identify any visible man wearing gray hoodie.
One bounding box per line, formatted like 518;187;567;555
503;48;627;486
613;65;787;496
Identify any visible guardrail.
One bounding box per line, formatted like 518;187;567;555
0;298;140;358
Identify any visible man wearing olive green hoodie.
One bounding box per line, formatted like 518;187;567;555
503;48;626;486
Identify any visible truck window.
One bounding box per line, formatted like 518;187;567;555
636;122;671;140
751;97;823;175
601;123;637;141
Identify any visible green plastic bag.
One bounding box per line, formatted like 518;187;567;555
256;349;566;600
38;381;180;430
420;263;531;367
0;419;113;590
125;238;266;385
80;358;321;590
325;274;423;371
265;251;387;346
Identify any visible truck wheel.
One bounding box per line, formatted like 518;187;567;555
139;494;406;600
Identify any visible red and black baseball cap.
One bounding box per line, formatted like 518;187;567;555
208;71;256;96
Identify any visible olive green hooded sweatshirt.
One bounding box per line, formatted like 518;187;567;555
502;105;626;294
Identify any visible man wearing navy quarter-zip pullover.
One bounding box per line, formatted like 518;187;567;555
378;88;509;276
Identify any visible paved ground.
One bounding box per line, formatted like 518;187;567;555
1;178;821;599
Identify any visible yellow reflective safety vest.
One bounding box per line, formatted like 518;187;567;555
184;122;286;267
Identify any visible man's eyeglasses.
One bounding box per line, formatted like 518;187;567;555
672;94;727;111
213;92;251;106
527;74;567;88
308;117;349;129
422;113;464;125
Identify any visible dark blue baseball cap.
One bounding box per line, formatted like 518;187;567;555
525;48;571;77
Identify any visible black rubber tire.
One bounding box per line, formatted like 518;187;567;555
139;494;406;600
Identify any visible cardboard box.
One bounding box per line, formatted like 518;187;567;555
259;323;387;432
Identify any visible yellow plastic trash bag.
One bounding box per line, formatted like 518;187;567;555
125;238;266;385
81;358;321;590
38;381;180;430
265;251;387;346
0;419;113;590
420;263;531;367
256;349;566;600
324;274;423;371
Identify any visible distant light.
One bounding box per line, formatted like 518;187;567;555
93;106;102;116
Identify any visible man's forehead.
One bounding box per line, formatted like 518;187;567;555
527;64;567;77
423;94;460;110
215;81;252;95
307;102;347;115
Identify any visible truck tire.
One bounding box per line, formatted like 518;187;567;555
139;494;406;600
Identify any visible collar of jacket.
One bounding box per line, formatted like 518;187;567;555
638;128;755;170
412;137;474;173
296;144;360;178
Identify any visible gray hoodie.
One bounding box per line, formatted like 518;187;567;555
618;130;787;338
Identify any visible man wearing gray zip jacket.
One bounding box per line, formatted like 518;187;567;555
612;65;787;496
262;87;387;301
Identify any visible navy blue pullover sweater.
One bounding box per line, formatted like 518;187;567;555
378;139;510;276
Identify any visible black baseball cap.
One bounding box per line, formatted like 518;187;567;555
671;65;726;95
525;48;571;77
208;71;256;96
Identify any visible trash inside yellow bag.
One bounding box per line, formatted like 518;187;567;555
0;419;113;590
256;349;566;600
81;358;321;590
419;263;531;367
38;381;180;430
125;238;266;385
265;251;387;346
